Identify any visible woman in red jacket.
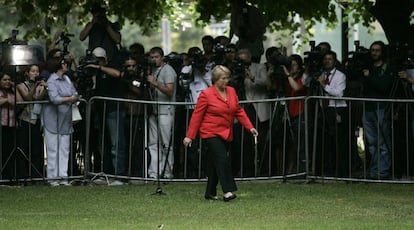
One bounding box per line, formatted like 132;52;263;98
183;65;258;202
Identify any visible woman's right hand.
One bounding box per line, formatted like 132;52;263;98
183;137;192;148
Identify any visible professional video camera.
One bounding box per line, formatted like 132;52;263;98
304;41;325;80
76;49;99;76
268;55;291;77
346;41;371;81
386;43;414;99
177;50;205;94
73;50;99;98
227;58;250;100
211;43;233;65
165;52;183;75
386;43;414;75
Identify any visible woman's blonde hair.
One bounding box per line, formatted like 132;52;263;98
211;65;231;83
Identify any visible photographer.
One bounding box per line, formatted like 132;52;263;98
201;35;215;71
86;47;127;185
316;51;348;177
362;41;394;179
16;64;47;178
182;47;212;103
49;31;79;69
231;49;269;176
122;56;145;177
79;2;121;64
146;47;177;179
222;44;238;69
230;0;266;63
179;47;212;177
281;55;307;172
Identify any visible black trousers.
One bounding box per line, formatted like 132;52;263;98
204;137;237;196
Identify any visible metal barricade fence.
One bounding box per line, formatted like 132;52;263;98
305;96;414;183
0;98;87;184
2;96;414;184
84;96;308;183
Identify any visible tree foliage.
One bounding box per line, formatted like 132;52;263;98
1;0;413;46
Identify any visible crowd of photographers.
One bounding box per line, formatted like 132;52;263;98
2;3;414;185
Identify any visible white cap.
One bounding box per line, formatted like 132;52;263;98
92;47;107;59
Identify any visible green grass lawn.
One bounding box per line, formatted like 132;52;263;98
1;181;414;229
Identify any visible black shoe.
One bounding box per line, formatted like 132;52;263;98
223;194;237;202
204;194;218;201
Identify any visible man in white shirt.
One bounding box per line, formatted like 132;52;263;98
317;51;348;177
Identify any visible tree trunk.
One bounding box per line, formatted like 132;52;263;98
370;0;414;48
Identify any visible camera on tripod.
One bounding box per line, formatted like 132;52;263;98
346;40;371;80
268;55;291;78
304;41;325;80
386;43;414;75
72;49;100;98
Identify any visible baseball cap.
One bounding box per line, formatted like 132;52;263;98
92;47;107;59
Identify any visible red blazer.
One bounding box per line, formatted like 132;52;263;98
186;86;254;142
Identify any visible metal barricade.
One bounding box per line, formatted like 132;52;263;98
305;96;414;183
3;95;413;185
0;98;87;184
83;96;308;182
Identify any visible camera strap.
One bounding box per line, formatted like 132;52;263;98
151;65;165;100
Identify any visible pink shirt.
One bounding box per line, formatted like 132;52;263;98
0;90;15;127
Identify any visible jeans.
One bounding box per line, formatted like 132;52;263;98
364;109;391;177
290;115;306;172
106;110;126;176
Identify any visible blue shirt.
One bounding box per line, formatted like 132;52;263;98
42;73;77;134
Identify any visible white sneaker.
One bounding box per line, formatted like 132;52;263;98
60;181;71;186
109;180;126;186
49;182;59;187
92;177;108;185
163;174;173;179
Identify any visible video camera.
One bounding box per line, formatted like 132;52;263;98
177;49;206;93
386;43;414;75
72;49;99;98
346;41;371;81
211;43;233;65
231;59;249;78
76;49;99;76
165;52;183;74
304;41;324;79
268;55;291;76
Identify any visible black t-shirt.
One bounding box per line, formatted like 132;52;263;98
94;66;126;112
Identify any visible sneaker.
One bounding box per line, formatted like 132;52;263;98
109;180;126;186
163;174;173;179
60;181;72;186
92;177;108;185
49;182;59;187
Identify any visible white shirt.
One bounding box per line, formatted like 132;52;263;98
323;68;347;108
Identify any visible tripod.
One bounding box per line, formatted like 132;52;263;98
146;79;175;195
259;95;295;176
